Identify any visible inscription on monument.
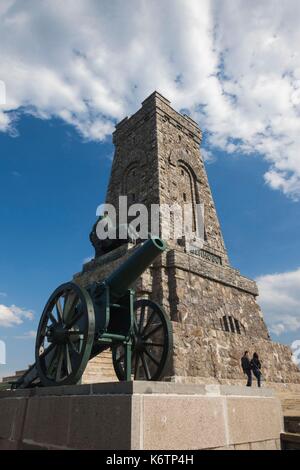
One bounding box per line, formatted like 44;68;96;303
190;248;222;265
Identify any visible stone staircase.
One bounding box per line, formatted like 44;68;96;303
281;416;300;450
280;394;300;416
1;368;29;383
278;392;300;450
1;352;117;388
82;349;117;384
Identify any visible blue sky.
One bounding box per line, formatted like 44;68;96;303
1;0;300;377
0;116;113;376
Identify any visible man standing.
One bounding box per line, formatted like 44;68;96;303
241;351;252;387
250;352;262;388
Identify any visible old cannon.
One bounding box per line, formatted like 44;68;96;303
14;236;172;389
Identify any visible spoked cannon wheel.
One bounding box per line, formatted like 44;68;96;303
112;299;172;381
35;282;95;387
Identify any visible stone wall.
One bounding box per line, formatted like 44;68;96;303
0;383;283;450
172;323;300;384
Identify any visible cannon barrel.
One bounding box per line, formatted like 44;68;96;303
105;236;166;300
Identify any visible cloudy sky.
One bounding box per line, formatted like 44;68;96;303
1;0;300;377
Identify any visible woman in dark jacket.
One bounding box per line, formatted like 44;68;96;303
250;352;262;387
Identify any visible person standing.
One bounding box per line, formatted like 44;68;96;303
251;352;262;388
241;351;252;387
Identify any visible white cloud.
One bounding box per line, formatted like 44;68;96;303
0;304;34;327
0;340;5;365
256;268;300;336
1;1;300;197
0;80;5;105
291;340;300;365
201;148;216;164
14;330;36;340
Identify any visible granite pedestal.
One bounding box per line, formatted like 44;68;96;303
0;382;283;450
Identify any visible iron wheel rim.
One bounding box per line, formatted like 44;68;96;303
112;299;173;381
35;282;95;387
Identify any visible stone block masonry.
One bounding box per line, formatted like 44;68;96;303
0;383;283;450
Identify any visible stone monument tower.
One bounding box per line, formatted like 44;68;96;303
77;91;300;386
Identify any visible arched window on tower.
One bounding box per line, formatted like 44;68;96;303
178;164;197;233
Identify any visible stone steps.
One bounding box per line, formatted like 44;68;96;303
278;393;300;417
278;393;300;449
82;350;117;384
1;370;28;383
281;432;300;450
284;416;300;434
281;417;300;451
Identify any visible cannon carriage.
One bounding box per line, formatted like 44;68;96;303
14;236;172;389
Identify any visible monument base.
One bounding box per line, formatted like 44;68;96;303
0;382;283;450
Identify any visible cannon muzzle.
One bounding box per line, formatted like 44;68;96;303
105;236;166;300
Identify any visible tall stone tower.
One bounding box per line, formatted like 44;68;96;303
78;91;300;386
